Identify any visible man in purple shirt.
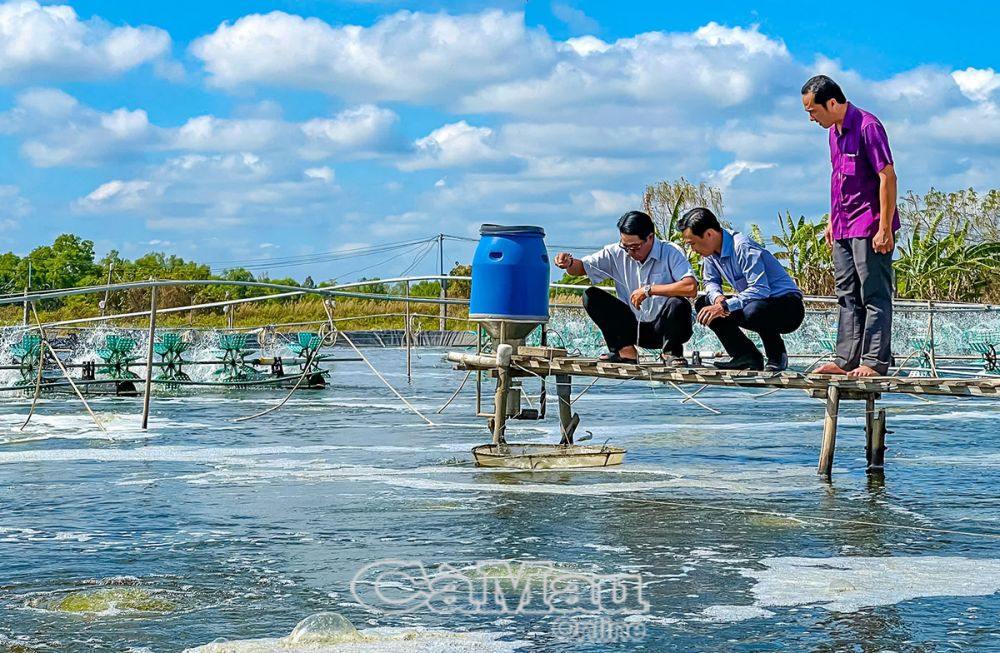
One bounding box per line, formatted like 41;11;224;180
802;75;899;378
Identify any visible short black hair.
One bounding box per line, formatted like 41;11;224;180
617;210;655;240
677;207;722;237
801;74;847;105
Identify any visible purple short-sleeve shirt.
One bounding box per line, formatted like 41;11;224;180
829;103;900;240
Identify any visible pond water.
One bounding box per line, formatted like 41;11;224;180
1;346;999;652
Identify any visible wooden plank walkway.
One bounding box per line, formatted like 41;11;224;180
447;347;1000;479
507;356;1000;397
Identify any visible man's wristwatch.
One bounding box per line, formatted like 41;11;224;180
643;284;652;298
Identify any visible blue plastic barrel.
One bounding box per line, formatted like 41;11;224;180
469;224;550;322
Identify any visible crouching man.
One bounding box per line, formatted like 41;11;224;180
678;207;804;371
553;210;697;365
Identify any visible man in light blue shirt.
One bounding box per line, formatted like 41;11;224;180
678;207;805;371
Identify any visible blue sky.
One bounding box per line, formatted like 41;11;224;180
2;0;999;282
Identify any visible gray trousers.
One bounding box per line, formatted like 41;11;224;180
833;237;894;374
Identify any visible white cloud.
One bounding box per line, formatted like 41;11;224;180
5;9;1000;264
0;88;156;166
0;0;171;83
951;67;1000;103
922;103;1000;145
75;152;340;229
708;160;777;191
300;105;400;159
551;3;599;35
80;179;157;210
571;190;641;216
369;211;432;238
872;65;964;112
0;185;31;222
693;22;786;56
461;23;799;117
401;121;519;171
563;36;609;56
1;90;401;166
173;115;294;152
500;122;705;158
191;9;554;103
304;166;334;182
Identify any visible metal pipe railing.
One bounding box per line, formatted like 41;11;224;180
4;277;1000;350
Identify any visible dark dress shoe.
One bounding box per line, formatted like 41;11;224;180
765;352;789;372
598;351;638;364
713;353;764;371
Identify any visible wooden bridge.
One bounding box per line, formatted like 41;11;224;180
447;346;1000;478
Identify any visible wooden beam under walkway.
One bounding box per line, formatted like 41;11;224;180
448;347;1000;479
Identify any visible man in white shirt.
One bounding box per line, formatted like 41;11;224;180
554;210;698;365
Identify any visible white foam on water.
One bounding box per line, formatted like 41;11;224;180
733;555;1000;615
0;431;156;445
0;444;338;465
107;455;817;498
883;503;935;525
377;474;801;497
583;543;628;553
697;605;775;622
887;409;1000;424
536;418;828;438
0;411;215;443
912;452;1000;467
623;613;681;626
183;626;528;653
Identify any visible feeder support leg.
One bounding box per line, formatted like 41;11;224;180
491;344;513;445
556;374;578;445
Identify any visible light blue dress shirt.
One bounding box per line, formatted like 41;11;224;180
703;230;802;313
581;239;696;322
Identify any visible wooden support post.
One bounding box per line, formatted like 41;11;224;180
555;374;579;445
141;284;158;430
864;393;876;452
867;409;887;473
817;384;840;478
491;344;513;445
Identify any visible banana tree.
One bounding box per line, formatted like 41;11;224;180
769;211;833;295
895;214;1000;301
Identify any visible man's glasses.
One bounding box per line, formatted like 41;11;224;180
619;239;646;253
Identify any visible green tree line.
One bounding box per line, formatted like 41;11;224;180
0;235;474;320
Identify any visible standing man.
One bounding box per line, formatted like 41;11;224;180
679;207;805;372
553;210;696;366
802;74;899;377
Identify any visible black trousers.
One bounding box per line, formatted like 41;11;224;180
582;286;693;356
694;293;805;361
833;237;894;374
